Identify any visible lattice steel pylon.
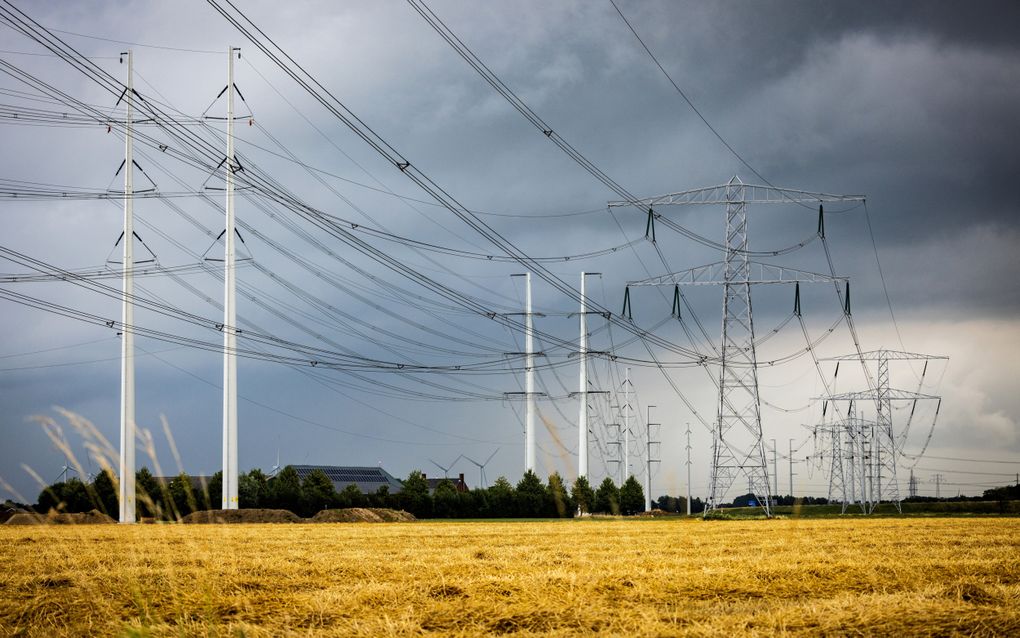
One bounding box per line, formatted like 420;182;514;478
820;349;946;513
825;420;846;506
611;177;864;516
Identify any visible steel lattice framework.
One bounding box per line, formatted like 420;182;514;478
611;176;864;516
820;349;946;513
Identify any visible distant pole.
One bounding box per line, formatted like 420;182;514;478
645;405;659;511
770;438;777;502
860;419;869;511
931;473;943;499
222;46;239;510
118;49;136;524
685;423;692;515
788;438;795;498
623;366;631;485
525;272;535;474
577;271;588;480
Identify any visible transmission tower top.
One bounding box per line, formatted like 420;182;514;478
608;177;865;207
822;349;948;362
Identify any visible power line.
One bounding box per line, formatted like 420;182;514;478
902;454;1019;465
607;0;814;212
47;27;220;55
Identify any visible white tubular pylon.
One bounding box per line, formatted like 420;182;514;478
119;49;136;524
222;46;239;510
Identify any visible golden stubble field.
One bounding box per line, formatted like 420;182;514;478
2;517;1019;637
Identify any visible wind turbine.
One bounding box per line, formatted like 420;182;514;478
84;451;96;483
54;456;79;483
268;447;281;478
429;454;462;479
463;448;500;489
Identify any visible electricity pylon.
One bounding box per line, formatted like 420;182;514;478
505;273;544;474
611;177;863;516
821;349;946;513
645;405;660;511
118;49;137;524
819;421;846;506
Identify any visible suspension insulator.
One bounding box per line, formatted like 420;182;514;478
672;285;681;318
645;208;656;242
622;287;632;321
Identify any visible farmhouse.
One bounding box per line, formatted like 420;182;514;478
424;473;470;494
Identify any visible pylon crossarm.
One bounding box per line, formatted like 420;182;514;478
628;261;847;287
609;183;864;208
822;349;949;362
821;388;941;401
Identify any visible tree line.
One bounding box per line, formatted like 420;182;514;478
30;466;658;520
39;467;1016;521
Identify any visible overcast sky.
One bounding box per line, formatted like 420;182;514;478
2;1;1019;505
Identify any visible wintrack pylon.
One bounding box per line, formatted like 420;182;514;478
820;349;946;513
611;177;864;516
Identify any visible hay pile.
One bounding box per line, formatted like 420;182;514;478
636;509;677;518
312;507;415;523
180;509;302;524
1;508;28;524
5;509;115;525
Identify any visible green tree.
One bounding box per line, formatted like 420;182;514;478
202;469;223;510
301;469;336;516
90;468;118;516
35;477;90;512
369;484;390;508
594;477;620;515
400;470;432;518
655;495;686;513
486;476;515;517
338;484;365;508
270;465;303;514
37;481;65;513
546;472;574;518
239;469;269;508
58;477;92;513
457;489;480;518
134;467;164;518
433;479;459;518
571;475;596;514
619;475;645;515
515;470;547;517
167;473;196;518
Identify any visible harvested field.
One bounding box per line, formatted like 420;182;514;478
1;517;1018;636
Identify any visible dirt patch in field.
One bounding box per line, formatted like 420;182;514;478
637;509;678;517
5;510;115;525
312;508;415;523
180;509;302;524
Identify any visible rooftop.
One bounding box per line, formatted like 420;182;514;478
290;465;404;495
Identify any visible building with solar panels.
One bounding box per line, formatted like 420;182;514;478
291;465;404;494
